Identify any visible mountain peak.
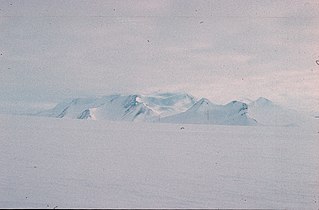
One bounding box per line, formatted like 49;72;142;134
122;94;142;108
224;101;248;115
191;98;215;109
198;98;210;104
161;97;256;125
254;97;272;105
37;93;302;126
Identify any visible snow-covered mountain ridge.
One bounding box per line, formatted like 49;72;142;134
38;92;196;122
37;92;307;126
160;98;257;126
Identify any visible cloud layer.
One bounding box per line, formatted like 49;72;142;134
0;0;318;113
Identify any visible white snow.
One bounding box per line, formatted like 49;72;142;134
0;114;318;209
140;92;196;117
37;92;312;127
247;97;309;126
37;92;196;123
161;98;257;125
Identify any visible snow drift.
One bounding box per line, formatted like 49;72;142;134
1;114;318;208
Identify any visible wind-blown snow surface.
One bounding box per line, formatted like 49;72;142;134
1;114;318;209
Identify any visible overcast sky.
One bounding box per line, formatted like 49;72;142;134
0;0;318;114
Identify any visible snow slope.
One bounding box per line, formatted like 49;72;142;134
139;92;196;117
37;93;313;126
161;98;257;125
246;97;308;126
0;114;318;208
38;92;196;122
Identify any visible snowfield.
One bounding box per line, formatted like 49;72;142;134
0;114;318;209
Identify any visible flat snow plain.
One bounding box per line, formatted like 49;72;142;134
0;114;318;209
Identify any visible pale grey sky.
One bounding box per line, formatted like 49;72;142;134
0;0;318;114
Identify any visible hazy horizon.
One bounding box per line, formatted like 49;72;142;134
1;0;318;114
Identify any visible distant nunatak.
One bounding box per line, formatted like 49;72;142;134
36;92;303;127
